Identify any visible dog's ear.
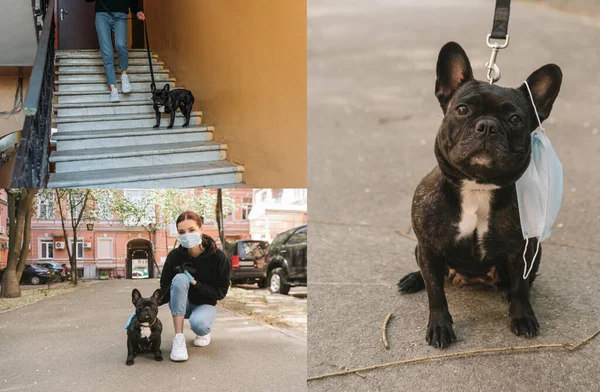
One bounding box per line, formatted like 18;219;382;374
151;83;156;93
151;289;162;304
435;42;474;111
518;64;562;124
132;289;142;305
163;83;170;92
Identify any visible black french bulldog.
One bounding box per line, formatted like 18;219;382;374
151;83;195;129
126;288;163;365
398;42;562;348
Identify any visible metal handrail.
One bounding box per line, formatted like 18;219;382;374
10;0;55;187
23;0;54;117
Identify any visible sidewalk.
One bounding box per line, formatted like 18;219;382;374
308;0;600;391
0;279;306;392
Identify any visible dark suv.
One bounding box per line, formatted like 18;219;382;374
265;225;307;295
228;240;269;288
36;262;70;282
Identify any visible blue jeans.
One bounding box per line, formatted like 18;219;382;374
169;274;217;336
95;12;129;86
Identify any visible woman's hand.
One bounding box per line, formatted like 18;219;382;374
137;11;146;21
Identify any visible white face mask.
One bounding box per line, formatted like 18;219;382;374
178;232;202;249
515;80;564;279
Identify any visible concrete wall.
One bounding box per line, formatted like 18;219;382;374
144;0;307;188
0;76;27;140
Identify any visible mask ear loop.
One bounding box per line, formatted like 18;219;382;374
521;80;544;280
522;237;541;280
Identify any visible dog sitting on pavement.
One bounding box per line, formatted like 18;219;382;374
126;288;163;365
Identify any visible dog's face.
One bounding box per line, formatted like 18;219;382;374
151;83;171;107
434;42;562;187
131;288;161;324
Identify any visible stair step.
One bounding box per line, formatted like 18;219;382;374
56;51;159;60
57;70;169;81
55;65;165;74
51;141;227;173
48;160;245;188
53;112;202;132
55;100;156;116
56;59;164;66
56;80;175;93
54;125;214;150
55;91;152;104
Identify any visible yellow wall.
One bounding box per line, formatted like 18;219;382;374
144;0;307;188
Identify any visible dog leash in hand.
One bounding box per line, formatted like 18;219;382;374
96;0;155;89
485;0;511;84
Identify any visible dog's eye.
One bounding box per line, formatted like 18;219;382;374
510;115;523;125
455;105;469;116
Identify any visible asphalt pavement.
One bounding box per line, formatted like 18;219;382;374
0;279;307;392
308;0;600;391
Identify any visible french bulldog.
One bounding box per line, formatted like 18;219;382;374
126;288;163;365
398;42;562;348
151;83;195;129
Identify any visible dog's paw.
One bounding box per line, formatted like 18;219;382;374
510;313;539;338
167;125;174;129
154;354;163;362
182;123;190;128
153;125;160;129
426;313;456;348
126;357;134;366
398;271;425;293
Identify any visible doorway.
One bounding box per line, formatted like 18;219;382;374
125;238;155;279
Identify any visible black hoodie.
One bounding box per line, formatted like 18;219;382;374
159;235;231;307
85;0;142;15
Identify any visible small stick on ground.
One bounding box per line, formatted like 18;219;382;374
382;312;393;350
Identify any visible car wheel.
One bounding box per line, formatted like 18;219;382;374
257;279;267;289
268;268;290;295
50;274;61;283
30;276;41;285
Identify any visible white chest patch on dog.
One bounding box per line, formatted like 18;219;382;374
140;323;151;339
158;105;165;113
456;180;499;258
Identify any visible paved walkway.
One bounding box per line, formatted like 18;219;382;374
308;0;600;391
0;279;306;391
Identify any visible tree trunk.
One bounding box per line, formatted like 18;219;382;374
216;189;228;257
71;231;78;286
1;189;38;298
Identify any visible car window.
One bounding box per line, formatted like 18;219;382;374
285;227;307;245
240;242;266;259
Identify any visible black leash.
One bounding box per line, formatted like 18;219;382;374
485;0;511;84
96;0;155;88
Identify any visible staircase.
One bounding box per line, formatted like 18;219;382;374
48;49;245;188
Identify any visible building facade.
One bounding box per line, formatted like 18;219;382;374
249;189;307;242
4;189;253;278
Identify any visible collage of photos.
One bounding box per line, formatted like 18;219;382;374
2;0;600;391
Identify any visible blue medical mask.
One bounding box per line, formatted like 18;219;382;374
178;232;202;249
515;80;563;279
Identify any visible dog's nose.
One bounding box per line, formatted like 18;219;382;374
475;119;497;135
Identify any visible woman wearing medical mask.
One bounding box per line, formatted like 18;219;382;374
158;210;231;362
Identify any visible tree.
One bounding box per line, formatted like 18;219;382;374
54;189;98;286
0;189;39;298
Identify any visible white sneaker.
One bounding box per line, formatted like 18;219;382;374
193;332;211;347
121;74;132;94
109;88;120;102
170;333;188;361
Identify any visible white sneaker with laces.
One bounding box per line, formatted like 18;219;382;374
170;333;188;361
193;332;211;347
121;74;132;94
109;87;120;103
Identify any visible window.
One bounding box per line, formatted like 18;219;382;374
40;240;54;259
274;189;284;203
242;197;252;220
286;227;307;245
70;239;84;259
97;238;112;260
37;193;55;220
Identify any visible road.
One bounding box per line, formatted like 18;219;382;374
0;279;307;392
308;0;600;391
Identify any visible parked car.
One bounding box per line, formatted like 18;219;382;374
265;225;307;295
0;264;52;285
228;240;269;288
36;262;70;282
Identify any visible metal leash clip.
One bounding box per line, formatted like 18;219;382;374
485;33;509;84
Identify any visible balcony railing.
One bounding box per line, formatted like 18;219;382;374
10;0;55;187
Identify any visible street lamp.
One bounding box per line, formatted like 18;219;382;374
86;223;94;231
